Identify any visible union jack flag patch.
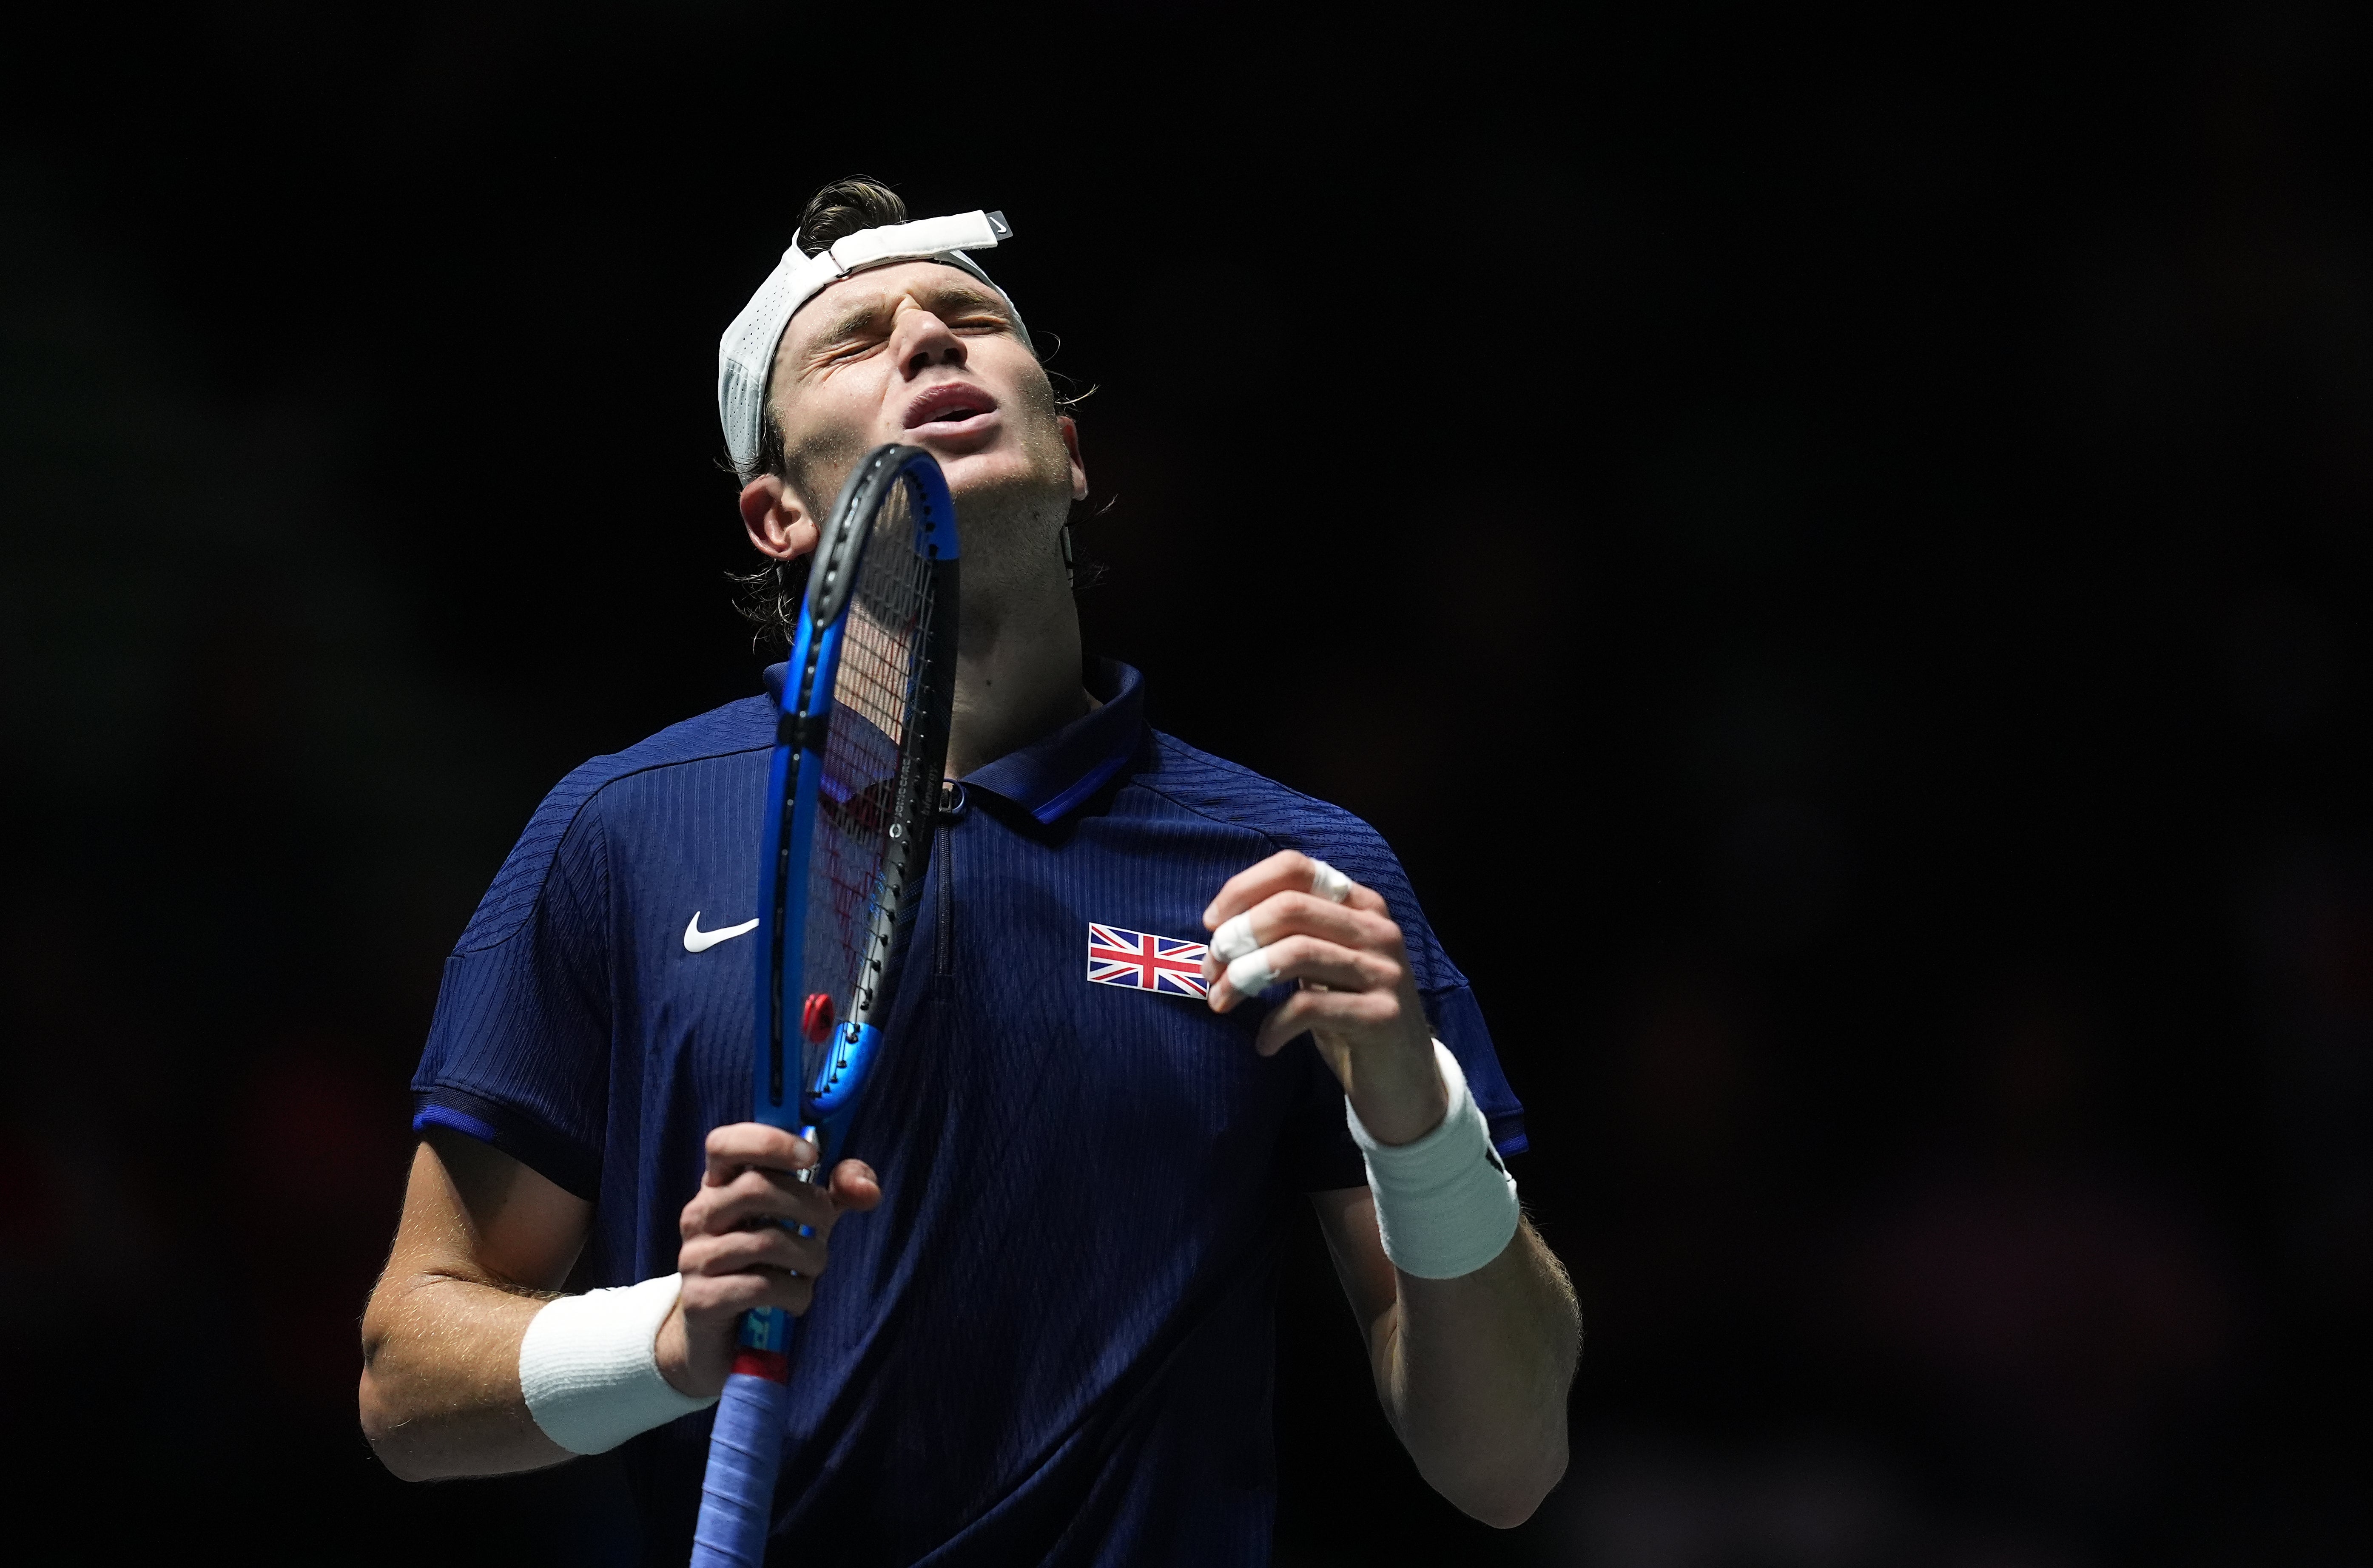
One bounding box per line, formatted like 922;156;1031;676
1086;922;1210;999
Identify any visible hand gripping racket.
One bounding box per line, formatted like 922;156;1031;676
690;444;960;1568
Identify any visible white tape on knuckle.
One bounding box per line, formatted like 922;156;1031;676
518;1273;717;1454
1309;859;1353;904
1345;1042;1521;1279
1211;910;1260;965
1225;946;1279;995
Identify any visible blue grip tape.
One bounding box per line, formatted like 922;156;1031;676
690;1369;792;1568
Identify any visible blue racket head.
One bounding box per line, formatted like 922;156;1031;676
751;443;960;1146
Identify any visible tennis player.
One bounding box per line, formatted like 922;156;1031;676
360;178;1579;1564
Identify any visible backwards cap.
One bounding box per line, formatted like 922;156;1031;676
717;209;1031;475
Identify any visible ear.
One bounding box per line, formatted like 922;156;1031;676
740;475;819;562
1058;415;1089;503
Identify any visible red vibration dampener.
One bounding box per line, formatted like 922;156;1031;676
801;992;835;1045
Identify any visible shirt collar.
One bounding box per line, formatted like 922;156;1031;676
758;657;1146;826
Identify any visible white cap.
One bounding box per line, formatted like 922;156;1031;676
717;209;1031;476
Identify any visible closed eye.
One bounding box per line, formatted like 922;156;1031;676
814;311;1007;367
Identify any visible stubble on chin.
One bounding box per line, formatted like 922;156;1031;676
783;380;1074;586
943;380;1075;574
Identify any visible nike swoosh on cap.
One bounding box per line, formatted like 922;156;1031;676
683;913;760;953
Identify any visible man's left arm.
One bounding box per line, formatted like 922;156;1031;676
1312;1191;1577;1526
1204;852;1580;1527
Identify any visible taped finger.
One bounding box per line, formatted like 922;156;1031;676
1309;859;1353;903
1225;947;1278;994
1212;910;1260;965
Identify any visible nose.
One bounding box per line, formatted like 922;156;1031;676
891;302;966;381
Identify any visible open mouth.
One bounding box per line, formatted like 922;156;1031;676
904;383;999;431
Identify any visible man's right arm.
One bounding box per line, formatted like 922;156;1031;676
361;1122;880;1481
359;1128;592;1480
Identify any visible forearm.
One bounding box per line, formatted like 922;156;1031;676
359;1271;571;1481
1375;1221;1578;1526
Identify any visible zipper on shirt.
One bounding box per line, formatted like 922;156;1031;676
934;782;965;980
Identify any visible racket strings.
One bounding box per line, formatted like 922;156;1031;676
803;479;936;1082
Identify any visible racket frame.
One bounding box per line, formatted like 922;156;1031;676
694;447;959;1565
727;442;959;1361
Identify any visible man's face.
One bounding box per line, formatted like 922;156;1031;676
752;260;1085;552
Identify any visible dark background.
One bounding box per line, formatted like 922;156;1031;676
3;4;2369;1563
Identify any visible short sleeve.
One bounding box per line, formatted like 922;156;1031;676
1278;977;1526;1194
409;780;615;1200
1426;986;1526;1155
1261;812;1528;1188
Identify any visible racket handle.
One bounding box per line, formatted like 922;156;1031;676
690;1313;796;1568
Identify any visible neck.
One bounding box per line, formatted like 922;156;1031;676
943;546;1085;779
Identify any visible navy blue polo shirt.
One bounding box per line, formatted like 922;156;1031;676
412;659;1525;1567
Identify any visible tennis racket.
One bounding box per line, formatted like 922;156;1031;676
690;443;961;1568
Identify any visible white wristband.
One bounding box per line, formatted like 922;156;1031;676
518;1273;717;1454
1346;1042;1521;1279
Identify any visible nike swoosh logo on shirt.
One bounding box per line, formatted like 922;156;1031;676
683;913;759;953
